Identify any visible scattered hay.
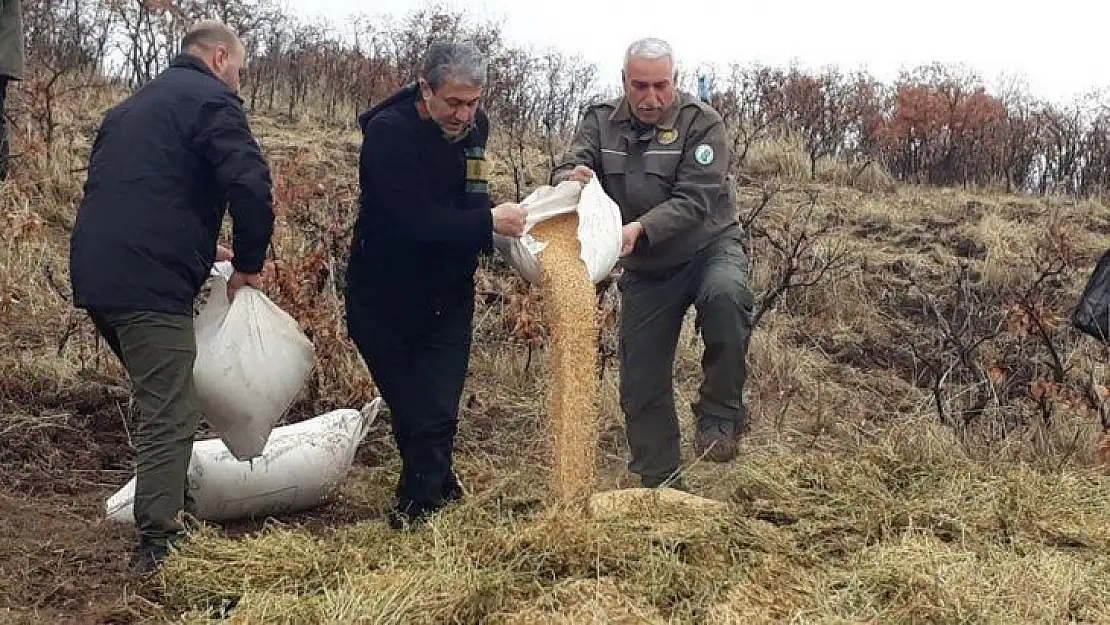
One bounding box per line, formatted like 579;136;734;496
529;212;600;505
161;436;1110;624
486;578;666;624
587;487;729;521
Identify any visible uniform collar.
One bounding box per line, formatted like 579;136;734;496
609;94;683;130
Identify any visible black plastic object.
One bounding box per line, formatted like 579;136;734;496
1073;249;1110;342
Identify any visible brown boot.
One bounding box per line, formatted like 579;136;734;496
694;416;738;463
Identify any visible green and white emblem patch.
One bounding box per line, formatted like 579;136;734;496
694;144;714;165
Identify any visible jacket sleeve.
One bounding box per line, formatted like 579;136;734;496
550;108;602;185
360;115;493;252
194;92;275;274
637;113;730;247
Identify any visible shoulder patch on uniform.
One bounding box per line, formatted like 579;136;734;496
694;144;715;166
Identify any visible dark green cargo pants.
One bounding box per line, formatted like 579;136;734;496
617;228;755;486
89;310;199;548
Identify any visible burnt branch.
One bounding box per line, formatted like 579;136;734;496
751;190;854;328
906;263;1005;427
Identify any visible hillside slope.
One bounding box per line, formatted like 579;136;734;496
2;91;1110;623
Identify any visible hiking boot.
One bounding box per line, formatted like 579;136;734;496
129;530;187;575
129;540;173;575
386;505;420;531
695;416;738;463
442;471;466;504
388;471;468;530
387;499;440;531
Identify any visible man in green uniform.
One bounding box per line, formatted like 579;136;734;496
551;37;754;489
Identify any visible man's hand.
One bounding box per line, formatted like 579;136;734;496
621;222;644;256
227;270;263;303
568;165;595;184
492;203;527;237
216;245;234;262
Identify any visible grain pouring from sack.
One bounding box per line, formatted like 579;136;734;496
528;211;601;505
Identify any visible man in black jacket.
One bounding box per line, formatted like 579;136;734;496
69;21;274;573
345;40;526;529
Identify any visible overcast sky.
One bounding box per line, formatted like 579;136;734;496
285;0;1109;105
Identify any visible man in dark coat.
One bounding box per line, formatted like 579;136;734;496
0;0;25;180
69;20;274;573
345;40;526;529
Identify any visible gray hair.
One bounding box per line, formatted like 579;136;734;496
422;41;488;91
624;38;675;72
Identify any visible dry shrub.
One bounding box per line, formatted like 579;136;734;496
814;155;850;186
744;135;811;181
0;199;50;321
974;210;1039;291
849;159;897;193
529;212;600;505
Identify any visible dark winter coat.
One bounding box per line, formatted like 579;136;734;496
70;53;274;316
345;83;493;330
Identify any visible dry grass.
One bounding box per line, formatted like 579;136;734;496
158;434;1110;624
742;135;896;193
744;135;811;182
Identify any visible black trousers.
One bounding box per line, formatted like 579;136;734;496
345;284;473;516
1;75;9;181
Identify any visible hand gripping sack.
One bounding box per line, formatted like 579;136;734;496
105;399;382;523
193;261;316;461
493;177;623;285
1073;248;1110;342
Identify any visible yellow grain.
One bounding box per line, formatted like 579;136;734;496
529;212;600;505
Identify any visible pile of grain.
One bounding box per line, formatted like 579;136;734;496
528;212;600;504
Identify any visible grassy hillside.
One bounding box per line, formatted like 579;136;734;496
3;84;1110;624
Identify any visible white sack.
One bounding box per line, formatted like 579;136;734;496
493;177;623;285
105;398;382;524
193;261;316;461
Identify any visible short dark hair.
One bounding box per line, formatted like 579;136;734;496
181;20;241;53
422;41;487;91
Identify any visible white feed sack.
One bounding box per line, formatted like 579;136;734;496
193;261;316;461
492;178;624;286
105;398;382;524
